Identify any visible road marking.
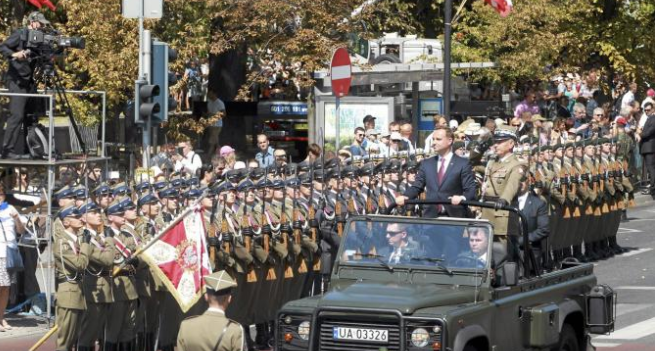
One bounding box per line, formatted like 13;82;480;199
614;303;654;317
618;248;653;257
615;286;655;291
592;342;620;348
595;317;655;340
617;227;643;234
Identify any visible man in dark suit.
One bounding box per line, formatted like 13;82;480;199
516;173;549;272
396;127;477;218
640;104;655;195
383;223;422;264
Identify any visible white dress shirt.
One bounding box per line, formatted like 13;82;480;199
175;151;203;176
518;192;529;210
436;152;453;176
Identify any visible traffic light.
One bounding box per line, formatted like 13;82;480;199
151;40;177;122
135;80;160;124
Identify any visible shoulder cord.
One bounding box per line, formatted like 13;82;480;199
58;239;80;282
211;321;232;351
84;229;104;277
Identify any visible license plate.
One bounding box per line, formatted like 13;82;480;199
333;327;389;343
294;123;308;130
267;131;286;136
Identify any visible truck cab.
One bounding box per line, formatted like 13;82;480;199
276;208;615;351
350;33;443;66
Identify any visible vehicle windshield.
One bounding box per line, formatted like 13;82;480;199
340;218;492;271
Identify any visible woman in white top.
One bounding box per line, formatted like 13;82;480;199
0;185;26;331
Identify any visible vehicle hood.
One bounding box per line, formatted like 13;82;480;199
318;281;477;314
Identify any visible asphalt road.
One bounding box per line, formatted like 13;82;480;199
592;203;655;351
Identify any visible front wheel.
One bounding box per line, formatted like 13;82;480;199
555;324;579;351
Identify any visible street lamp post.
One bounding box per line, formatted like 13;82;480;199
444;0;452;120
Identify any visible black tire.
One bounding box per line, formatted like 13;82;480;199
462;344;478;351
373;53;401;65
556;324;579;351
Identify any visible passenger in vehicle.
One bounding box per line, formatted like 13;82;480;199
383;223;421;264
454;227;489;268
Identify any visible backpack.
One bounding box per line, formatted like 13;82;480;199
26;123;50;159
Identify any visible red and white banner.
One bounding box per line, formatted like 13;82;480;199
141;209;211;312
484;0;513;17
26;0;56;11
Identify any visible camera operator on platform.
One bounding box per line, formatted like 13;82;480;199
0;12;49;160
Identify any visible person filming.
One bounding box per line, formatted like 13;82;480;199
0;12;50;159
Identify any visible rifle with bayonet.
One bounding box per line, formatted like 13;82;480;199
280;179;294;278
261;169;276;281
308;164;321;272
291;179;308;274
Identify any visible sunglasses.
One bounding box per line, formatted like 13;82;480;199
387;230;404;235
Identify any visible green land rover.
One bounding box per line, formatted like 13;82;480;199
276;202;615;351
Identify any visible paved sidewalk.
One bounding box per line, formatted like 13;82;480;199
0;313;52;340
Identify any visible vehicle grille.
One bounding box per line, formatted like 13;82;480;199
319;317;401;351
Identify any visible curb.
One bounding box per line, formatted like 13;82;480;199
633;193;654;208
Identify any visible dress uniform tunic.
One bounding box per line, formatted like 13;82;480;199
177;270;244;351
54;224;92;351
78;228;116;349
481;153;523;236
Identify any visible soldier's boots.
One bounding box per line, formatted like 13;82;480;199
245;327;257;351
591;242;605;260
572;245;588;263
621;209;629;222
584;243;600;262
255;323;271;350
609;236;626;254
267;321;276;348
118;340;135;351
600;240;614;259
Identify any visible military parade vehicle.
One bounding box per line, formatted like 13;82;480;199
276;201;615;351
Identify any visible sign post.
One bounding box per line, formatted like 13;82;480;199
122;0;162;168
330;48;352;151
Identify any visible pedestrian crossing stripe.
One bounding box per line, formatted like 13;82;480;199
595;317;655;340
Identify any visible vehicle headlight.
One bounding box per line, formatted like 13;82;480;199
298;321;311;340
411;327;430;347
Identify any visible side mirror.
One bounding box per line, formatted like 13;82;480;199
503;262;518;286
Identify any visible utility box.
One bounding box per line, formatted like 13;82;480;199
523;303;559;348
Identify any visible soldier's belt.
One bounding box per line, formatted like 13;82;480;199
56;275;82;284
85;270;112;277
116;270;136;277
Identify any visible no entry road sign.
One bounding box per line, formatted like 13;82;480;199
330;47;352;97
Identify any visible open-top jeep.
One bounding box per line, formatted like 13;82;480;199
276;201;615;351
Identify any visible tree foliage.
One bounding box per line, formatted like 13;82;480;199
3;0;655;130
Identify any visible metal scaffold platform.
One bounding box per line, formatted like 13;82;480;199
0;88;109;325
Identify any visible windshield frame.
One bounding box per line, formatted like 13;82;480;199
335;215;494;276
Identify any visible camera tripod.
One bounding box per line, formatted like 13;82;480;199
33;64;86;155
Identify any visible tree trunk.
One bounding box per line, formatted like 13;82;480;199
209;43;248;102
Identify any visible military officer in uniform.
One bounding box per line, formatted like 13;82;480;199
480;126;524;239
77;201;116;351
106;199;139;350
54;206;92;351
177;270;244;351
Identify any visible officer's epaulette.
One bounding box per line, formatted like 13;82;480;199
182;314;202;321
